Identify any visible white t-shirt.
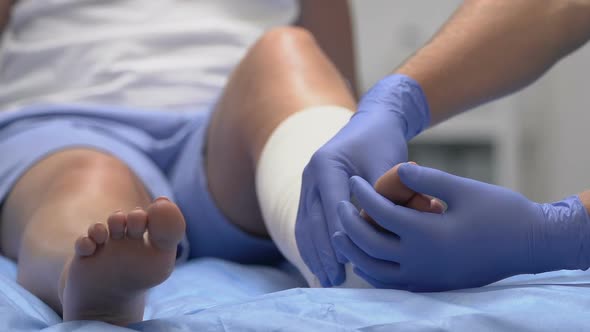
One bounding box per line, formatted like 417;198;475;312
0;0;299;112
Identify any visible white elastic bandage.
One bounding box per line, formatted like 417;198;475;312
256;106;371;288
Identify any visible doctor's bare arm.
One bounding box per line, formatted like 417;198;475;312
0;0;13;34
395;0;590;125
297;0;358;97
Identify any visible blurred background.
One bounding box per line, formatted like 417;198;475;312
350;0;590;203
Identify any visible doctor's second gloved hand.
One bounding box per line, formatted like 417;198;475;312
333;163;590;291
295;74;430;287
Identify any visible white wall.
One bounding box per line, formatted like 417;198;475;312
350;0;462;91
350;0;590;202
536;46;590;201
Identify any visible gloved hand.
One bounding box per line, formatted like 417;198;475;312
295;75;430;287
333;163;590;291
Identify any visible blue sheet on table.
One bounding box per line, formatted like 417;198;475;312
1;255;590;331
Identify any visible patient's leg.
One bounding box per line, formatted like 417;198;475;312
0;149;184;325
206;28;443;287
206;27;355;239
207;27;398;287
206;27;357;284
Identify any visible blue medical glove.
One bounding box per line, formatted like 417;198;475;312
295;75;430;286
333;163;590;291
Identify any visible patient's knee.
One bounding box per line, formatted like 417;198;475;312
254;26;319;62
45;149;134;191
259;26;316;47
11;149;138;200
0;149;137;258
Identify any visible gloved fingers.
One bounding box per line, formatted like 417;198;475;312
309;188;345;286
317;166;352;264
397;163;462;205
332;232;404;287
360;193;442;228
353;267;408;290
295;186;333;287
350;175;437;237
337;201;403;262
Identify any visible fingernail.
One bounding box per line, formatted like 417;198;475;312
155;196;170;202
398;163;414;177
432;198;447;213
348;179;355;193
430;199;444;214
332;232;345;247
349;176;360;189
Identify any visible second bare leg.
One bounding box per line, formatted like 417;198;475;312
0;149;185;325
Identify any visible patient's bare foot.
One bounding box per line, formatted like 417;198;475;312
58;197;185;325
361;162;444;231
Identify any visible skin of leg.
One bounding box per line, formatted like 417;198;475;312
206;27;356;238
0;149;151;313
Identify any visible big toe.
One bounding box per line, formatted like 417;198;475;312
146;197;186;251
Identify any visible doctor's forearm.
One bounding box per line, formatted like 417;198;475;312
0;0;12;34
396;0;590;125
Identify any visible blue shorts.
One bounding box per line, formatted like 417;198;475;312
0;104;281;264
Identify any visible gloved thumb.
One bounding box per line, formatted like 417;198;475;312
397;163;461;204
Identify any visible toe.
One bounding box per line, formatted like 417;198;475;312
88;223;108;244
107;211;127;240
75;236;97;257
146;198;186;251
126;208;148;239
